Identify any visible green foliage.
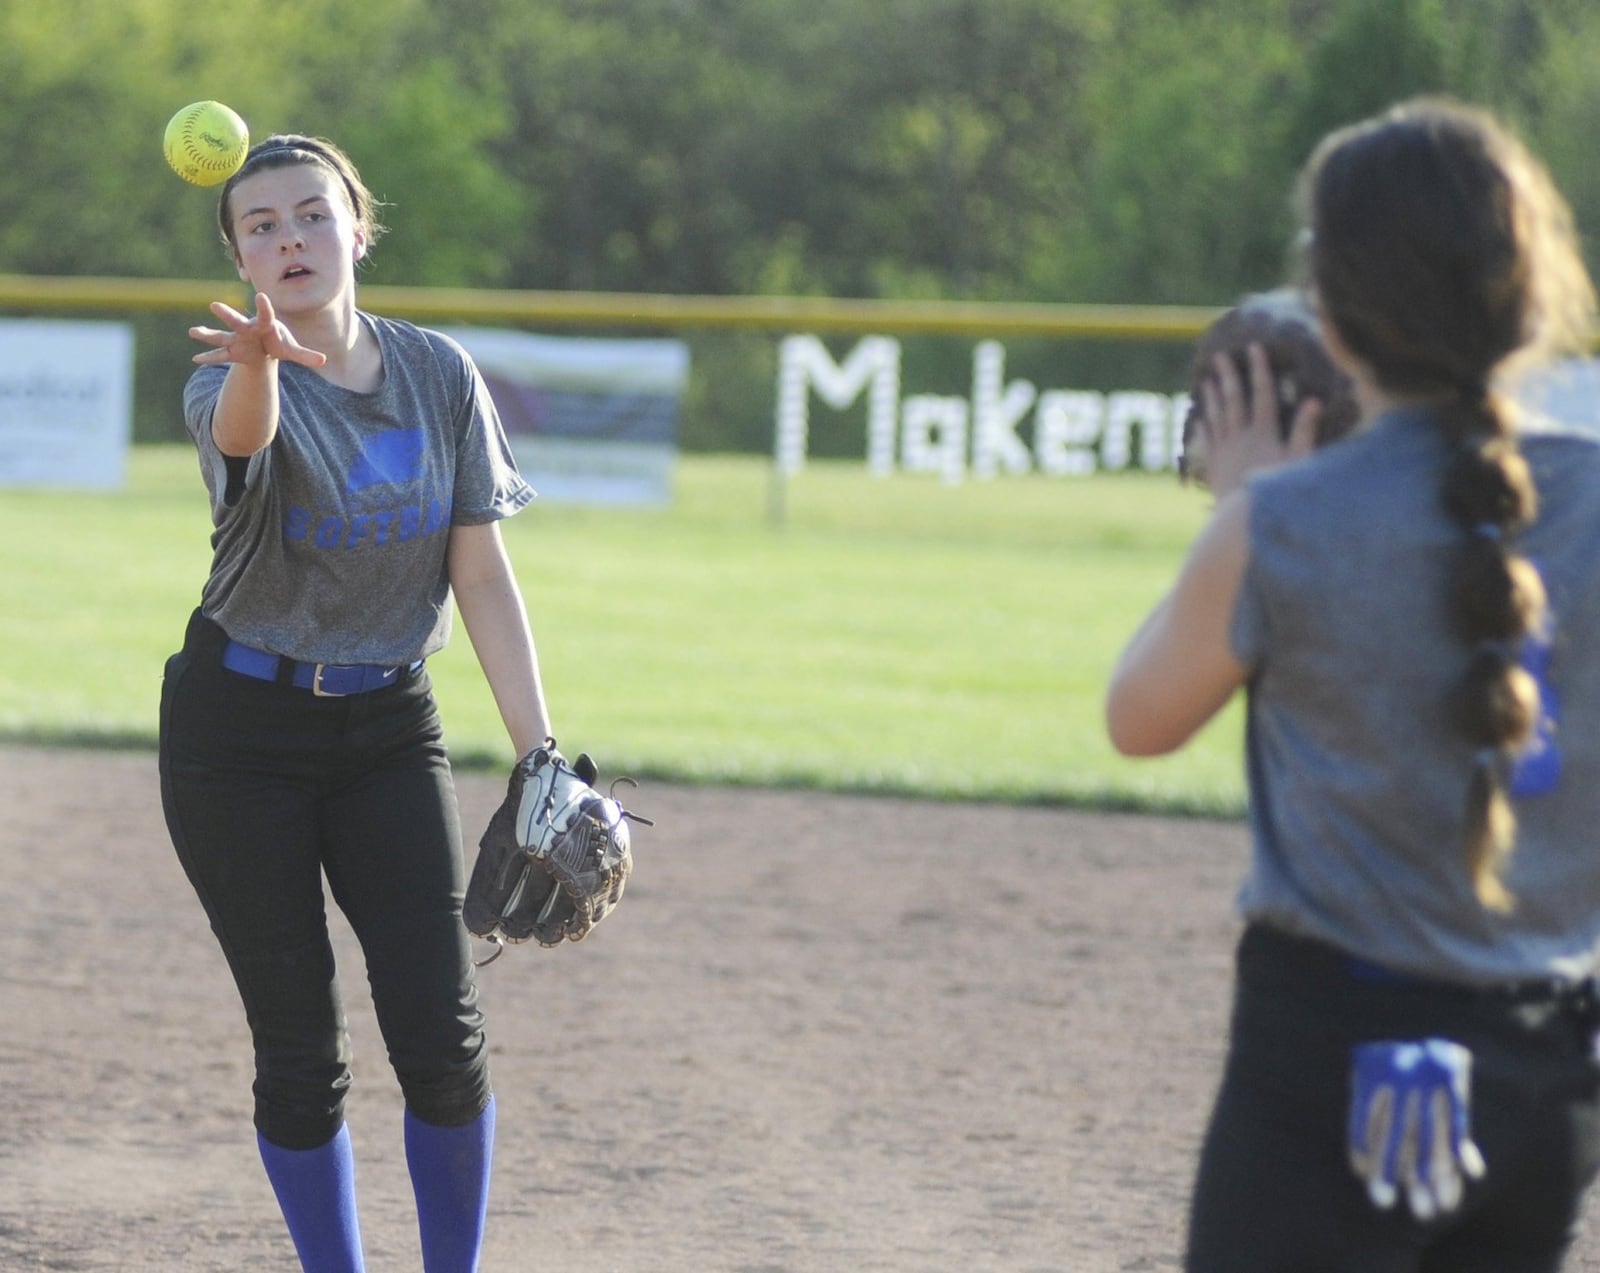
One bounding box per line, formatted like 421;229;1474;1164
1277;0;1452;174
0;448;1243;815
3;0;1599;449
676;331;781;455
343;62;530;288
1520;6;1600;232
1058;4;1308;304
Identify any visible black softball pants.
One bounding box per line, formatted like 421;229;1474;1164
158;610;492;1150
1186;923;1600;1273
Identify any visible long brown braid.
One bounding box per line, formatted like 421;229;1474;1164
1300;97;1595;910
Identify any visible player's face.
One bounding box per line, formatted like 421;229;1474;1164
227;164;367;315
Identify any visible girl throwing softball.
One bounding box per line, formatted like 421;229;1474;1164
159;133;552;1272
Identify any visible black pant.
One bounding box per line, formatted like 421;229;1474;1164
159;610;491;1149
1187;923;1600;1273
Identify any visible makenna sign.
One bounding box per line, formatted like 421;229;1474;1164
774;334;1188;482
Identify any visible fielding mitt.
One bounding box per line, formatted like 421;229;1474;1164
1180;288;1359;487
464;739;651;957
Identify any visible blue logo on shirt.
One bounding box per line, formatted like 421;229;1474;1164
347;428;426;494
285;497;452;550
1511;630;1562;798
283;428;448;551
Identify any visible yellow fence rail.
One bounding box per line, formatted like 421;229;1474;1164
0;273;1219;340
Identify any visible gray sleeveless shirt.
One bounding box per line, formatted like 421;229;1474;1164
1231;407;1600;986
183;313;533;666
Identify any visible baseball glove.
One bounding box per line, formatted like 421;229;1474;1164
464;739;651;958
1179;288;1360;486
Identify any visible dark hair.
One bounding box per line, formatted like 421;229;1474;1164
1300;97;1595;910
216;133;387;257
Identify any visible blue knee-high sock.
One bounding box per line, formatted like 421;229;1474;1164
257;1124;365;1273
404;1096;496;1273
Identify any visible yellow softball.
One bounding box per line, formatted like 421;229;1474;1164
163;100;250;187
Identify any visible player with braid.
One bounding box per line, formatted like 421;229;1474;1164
159;134;555;1271
1107;97;1600;1271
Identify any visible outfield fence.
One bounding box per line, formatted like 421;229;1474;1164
0;272;1220;340
10;272;1600;343
11;273;1591;509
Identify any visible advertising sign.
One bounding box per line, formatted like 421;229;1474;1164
445;327;689;506
0;319;134;489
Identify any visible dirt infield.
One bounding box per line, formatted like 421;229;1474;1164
3;744;1599;1272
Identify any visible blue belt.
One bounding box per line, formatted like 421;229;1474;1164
1344;952;1590;1004
221;639;421;697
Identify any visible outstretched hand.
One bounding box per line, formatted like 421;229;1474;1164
188;292;328;370
1197;342;1319;501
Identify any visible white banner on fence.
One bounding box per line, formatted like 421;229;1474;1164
1518;357;1600;433
0;319;134;489
444;327;689;505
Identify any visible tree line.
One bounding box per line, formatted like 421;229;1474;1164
3;0;1597;450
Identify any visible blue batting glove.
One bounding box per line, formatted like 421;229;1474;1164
1347;1039;1486;1220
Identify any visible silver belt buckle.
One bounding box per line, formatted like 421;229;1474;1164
311;663;347;697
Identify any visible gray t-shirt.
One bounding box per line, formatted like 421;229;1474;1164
1231;407;1600;986
184;312;534;665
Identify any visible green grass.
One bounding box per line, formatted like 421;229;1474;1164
0;446;1247;815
